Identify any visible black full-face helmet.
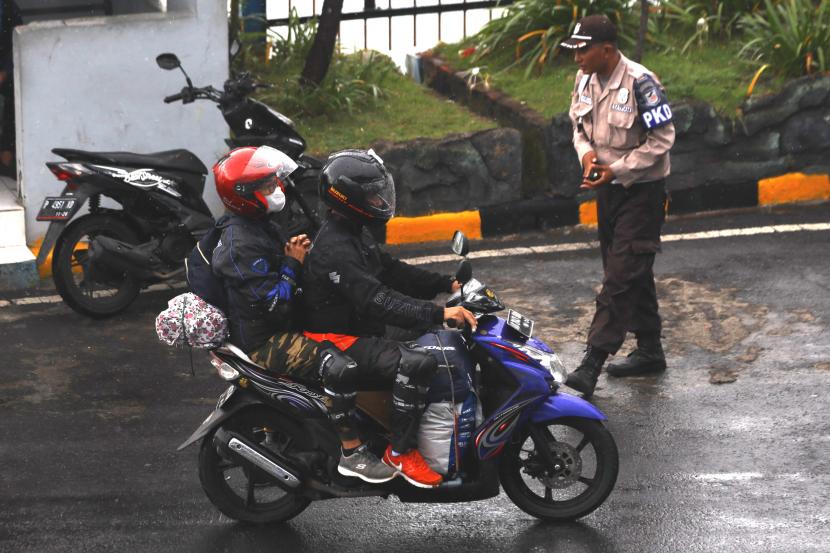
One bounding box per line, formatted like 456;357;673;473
319;149;396;225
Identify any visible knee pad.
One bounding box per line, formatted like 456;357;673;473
319;346;359;395
397;342;437;384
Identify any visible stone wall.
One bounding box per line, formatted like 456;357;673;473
370;127;523;216
422;53;830;205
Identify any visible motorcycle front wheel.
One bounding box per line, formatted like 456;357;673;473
198;407;311;524
52;214;141;318
500;417;619;521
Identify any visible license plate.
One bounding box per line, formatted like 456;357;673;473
506;309;534;338
36;196;82;221
216;385;236;410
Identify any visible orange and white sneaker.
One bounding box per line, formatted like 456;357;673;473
382;445;443;488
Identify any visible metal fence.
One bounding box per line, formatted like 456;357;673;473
268;0;515;51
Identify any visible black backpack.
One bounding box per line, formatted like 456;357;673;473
185;219;228;312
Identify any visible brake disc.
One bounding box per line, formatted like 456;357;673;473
524;441;583;489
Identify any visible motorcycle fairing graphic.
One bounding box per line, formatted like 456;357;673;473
475;397;537;459
91;164;182;198
217;354;329;415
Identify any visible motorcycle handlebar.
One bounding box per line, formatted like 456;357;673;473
164;92;184;103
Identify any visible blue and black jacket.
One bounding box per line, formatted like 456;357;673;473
211;214;301;353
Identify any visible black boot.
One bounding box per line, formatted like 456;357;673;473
606;334;666;377
565;346;608;398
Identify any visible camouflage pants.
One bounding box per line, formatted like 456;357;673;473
249;332;321;383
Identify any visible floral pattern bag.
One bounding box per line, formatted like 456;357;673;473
155;292;228;349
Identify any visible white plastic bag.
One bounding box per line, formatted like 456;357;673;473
417;395;482;475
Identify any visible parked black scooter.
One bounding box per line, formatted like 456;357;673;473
36;51;319;318
155;51;322;236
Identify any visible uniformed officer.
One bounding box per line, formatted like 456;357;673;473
560;15;676;398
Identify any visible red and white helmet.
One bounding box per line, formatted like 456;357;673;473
213;146;298;218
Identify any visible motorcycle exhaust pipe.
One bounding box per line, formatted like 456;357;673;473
214;428;302;491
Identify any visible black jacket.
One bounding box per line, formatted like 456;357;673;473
302;215;453;337
211;214;301;352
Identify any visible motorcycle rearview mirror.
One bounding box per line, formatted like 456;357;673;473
451;230;469;257
455;259;472;285
156;52;194;88
156;53;181;70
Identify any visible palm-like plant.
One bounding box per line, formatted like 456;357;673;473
739;0;830;76
472;0;633;77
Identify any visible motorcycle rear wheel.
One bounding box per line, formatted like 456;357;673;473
198;407;311;524
500;417;618;521
52;214;141;318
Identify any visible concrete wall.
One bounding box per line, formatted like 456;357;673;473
17;0;166;20
13;0;227;244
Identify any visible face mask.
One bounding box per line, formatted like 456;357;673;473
264;187;286;213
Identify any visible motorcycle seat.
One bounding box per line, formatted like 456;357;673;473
52;148;208;175
217;342;389;391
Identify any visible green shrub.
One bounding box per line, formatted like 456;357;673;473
257;51;397;119
268;8;317;73
739;0;830;76
237;9;397;119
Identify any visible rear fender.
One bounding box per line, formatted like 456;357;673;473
177;387;264;451
528;392;608;424
34;186;94;266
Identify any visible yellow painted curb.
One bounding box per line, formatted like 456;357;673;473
758;173;830;206
579;200;598;227
28;237;87;279
28;238;52;279
386;210;482;245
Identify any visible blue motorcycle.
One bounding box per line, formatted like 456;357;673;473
179;232;619;524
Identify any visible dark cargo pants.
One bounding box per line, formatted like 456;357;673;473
587;179;667;355
249;332;362;442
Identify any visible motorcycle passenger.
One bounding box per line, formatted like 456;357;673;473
302;149;477;488
204;146;397;483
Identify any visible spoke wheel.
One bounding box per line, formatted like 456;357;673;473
198;407;310;524
52;215;140;318
500;417;618;521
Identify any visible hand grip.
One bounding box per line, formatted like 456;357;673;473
164;92;184;103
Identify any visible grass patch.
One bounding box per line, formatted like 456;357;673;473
434;41;786;117
245;49;494;157
293;75;495;156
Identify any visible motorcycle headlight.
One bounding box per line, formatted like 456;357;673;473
517;344;568;385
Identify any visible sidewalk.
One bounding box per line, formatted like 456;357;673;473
0;175;38;291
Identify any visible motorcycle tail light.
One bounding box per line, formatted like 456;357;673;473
210;354;239;381
47;162;92;182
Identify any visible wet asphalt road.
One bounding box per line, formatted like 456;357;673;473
1;204;829;553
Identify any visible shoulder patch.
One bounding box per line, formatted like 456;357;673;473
634;75;672;130
251;257;270;275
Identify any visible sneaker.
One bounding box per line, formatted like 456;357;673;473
337;444;398;484
382;445;442;488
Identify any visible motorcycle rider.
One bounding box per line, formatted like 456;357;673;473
200;146;397;484
302;149;477;488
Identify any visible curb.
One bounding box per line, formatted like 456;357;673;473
381;172;830;245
